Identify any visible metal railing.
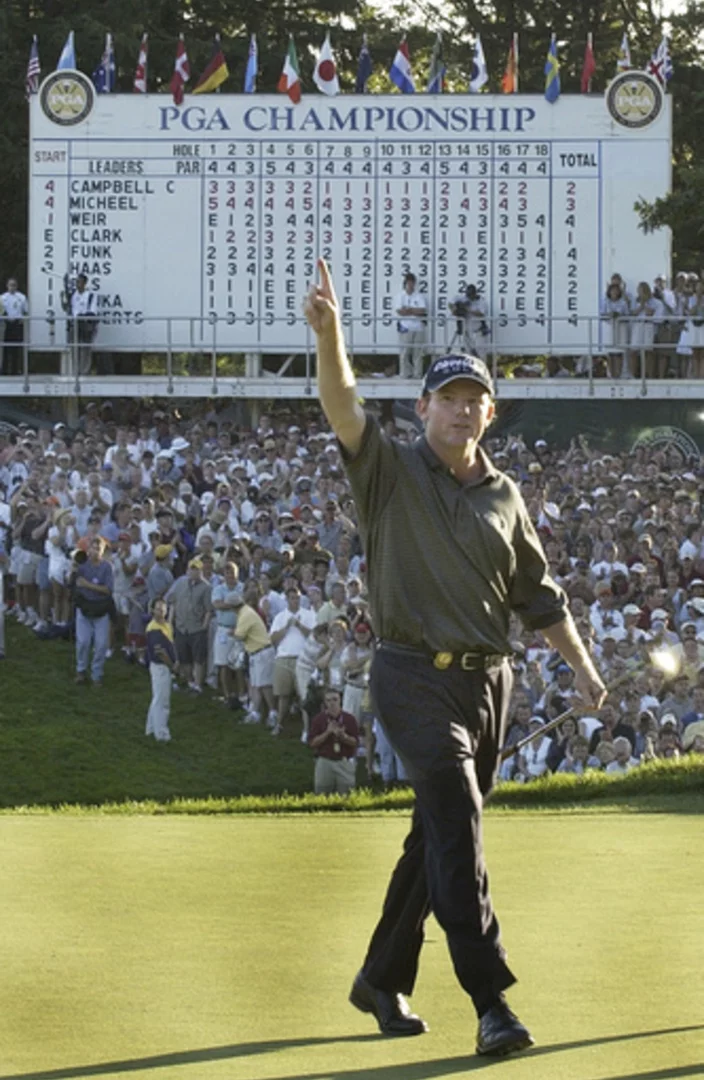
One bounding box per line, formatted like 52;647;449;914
0;312;697;397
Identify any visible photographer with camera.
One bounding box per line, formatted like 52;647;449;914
72;536;115;687
449;284;490;359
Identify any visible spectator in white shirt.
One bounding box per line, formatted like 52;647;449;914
514;717;552;782
1;278;29;376
395;271;427;379
590;582;625;639
269;585;316;735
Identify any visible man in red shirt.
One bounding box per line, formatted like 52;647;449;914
309;688;359;794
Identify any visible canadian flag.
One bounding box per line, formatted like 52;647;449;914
170;33;190;105
314;33;340;95
133;33;148;93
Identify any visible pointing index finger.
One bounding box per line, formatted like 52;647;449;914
317;257;334;297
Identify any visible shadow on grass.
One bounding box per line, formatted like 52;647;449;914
1;1024;702;1080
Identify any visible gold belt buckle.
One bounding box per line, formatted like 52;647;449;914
433;651;453;670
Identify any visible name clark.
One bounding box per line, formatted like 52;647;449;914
159;103;538;134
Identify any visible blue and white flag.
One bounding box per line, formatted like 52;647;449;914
355;35;373;93
390;38;415;94
469;35;488;92
92;32;116;92
57;31;76;71
244;34;257;93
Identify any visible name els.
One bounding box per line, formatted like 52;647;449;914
159;103;539;134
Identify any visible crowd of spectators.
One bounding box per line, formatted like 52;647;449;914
0;400;703;792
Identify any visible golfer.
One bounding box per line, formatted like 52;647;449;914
303;260;606;1057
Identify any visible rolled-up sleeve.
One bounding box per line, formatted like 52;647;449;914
509;506;567;630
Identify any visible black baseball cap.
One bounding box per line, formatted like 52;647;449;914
421;354;494;397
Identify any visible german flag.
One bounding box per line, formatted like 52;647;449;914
193;35;229;93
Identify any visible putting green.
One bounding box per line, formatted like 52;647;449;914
0;813;702;1080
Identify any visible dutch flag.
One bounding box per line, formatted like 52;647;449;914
390;37;415;94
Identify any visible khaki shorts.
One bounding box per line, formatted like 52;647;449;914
250;645;275;688
273;655;298;697
17;550;41;586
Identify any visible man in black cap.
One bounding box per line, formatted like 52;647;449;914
304;260;606;1057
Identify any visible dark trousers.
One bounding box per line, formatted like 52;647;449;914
362;648;516;1014
3;322;23;375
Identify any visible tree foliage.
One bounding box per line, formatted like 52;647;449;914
0;0;701;283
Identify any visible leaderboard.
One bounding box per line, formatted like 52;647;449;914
30;80;671;355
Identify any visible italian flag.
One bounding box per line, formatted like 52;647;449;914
278;35;301;102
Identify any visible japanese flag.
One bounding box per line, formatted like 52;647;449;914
314;33;340;96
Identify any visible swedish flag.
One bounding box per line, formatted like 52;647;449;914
544;35;560;102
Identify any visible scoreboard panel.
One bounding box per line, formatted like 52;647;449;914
30;77;671;354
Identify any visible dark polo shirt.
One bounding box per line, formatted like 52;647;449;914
341;415;566;654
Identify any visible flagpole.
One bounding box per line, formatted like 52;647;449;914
587;32;593;93
514;31;519;92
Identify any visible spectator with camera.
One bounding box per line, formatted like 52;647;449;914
449;283;489;359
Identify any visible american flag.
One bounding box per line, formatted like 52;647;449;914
134;33;148;93
25;35;41;100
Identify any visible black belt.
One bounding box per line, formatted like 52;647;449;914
250;644;274;656
377;640;507;672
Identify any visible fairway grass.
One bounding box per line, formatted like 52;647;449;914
0;813;703;1080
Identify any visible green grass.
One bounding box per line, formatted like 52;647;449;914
0;813;702;1080
3;621;704;813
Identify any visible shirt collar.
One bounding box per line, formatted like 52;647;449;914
417;437;499;485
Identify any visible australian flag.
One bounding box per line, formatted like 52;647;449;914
93;32;116;92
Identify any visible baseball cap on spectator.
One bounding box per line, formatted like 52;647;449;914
623;604;641;616
689;579;704;588
681;621;697;632
171;437;190;452
650;608;669;621
178;481;193;495
189;557;203;569
156;449;172;460
687;598;704;614
630;563;646;574
593;487;608;498
660;713;679;729
534;439;547;449
556;663;572;674
258;472;274;483
421;354;494;397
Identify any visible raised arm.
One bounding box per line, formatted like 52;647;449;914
303;258;366;455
